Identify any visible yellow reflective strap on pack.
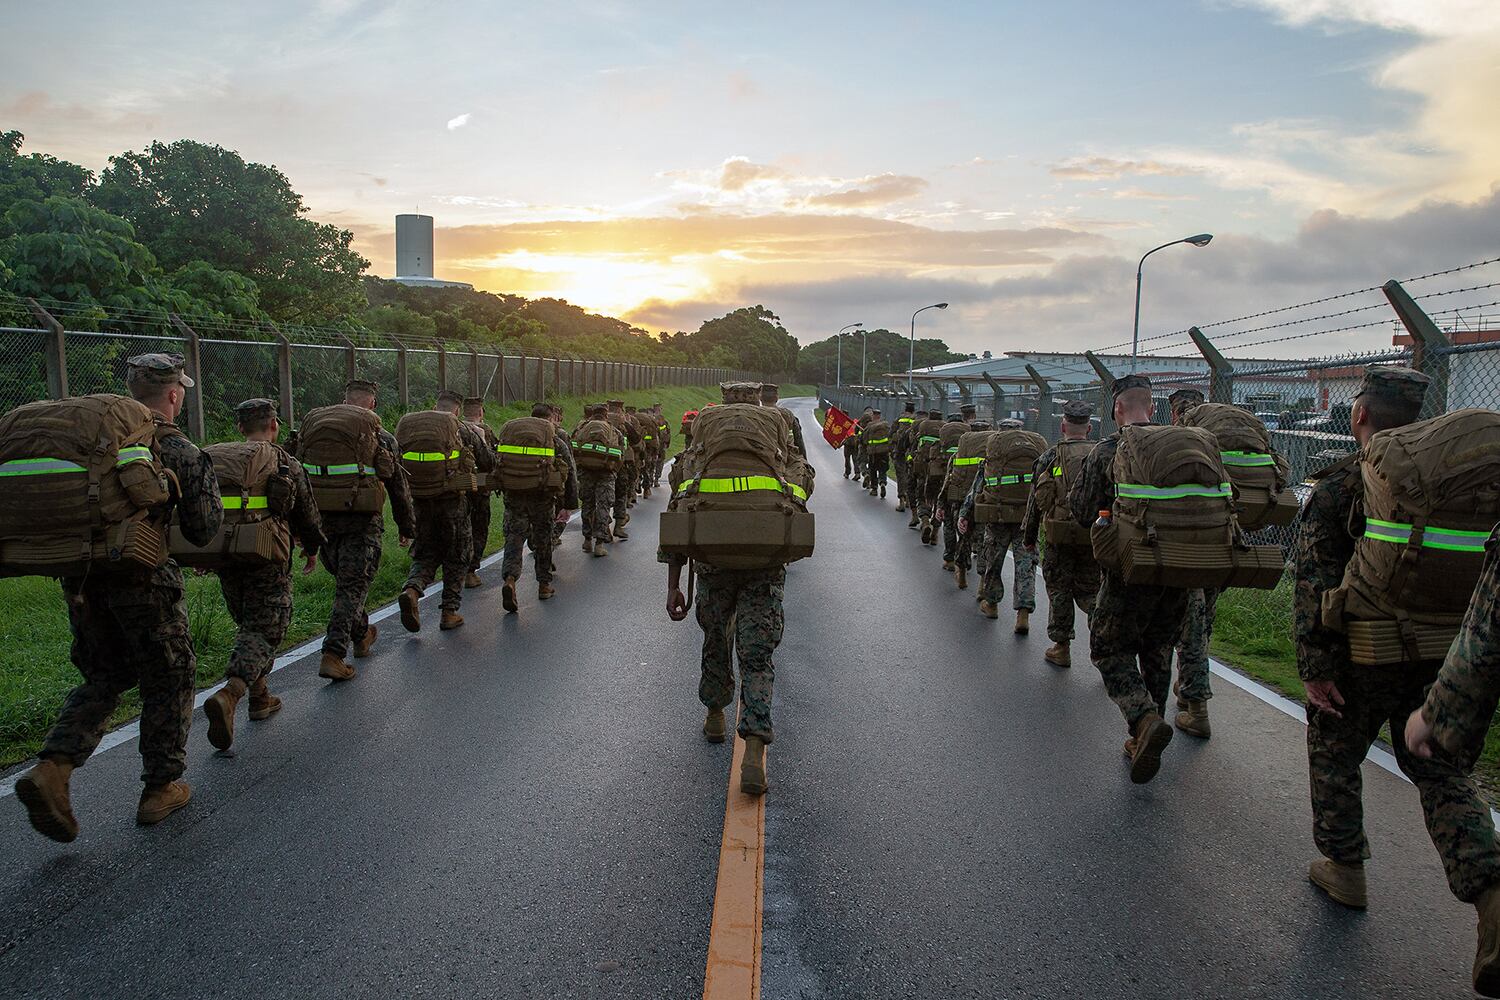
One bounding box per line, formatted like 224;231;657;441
867;437;890;445
303;462;377;476
1117;482;1232;500
221;495;270;510
1365;517;1489;553
676;474;806;501
402;450;461;461
0;457;87;477
1052;465;1062;477
116;446;153;466
953;456;983;466
1221;451;1276;468
496;445;555;457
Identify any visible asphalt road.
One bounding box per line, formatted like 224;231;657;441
0;396;1483;999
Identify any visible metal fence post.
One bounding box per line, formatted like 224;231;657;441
1187;326;1234;404
1383;279;1452;418
436;342;448;392
1084;350;1116;437
394;337;410;410
498;356;509;406
168;314;207;440
275;329;294;425
340;335;357;382
1024;364;1054;439
552;357;561;398
468;343;481;398
27;299;67;399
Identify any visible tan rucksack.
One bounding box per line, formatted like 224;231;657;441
496;416;564;494
607;412;638;466
660;403;814;569
913;418;945;477
1323;408;1500;663
1035;438;1095;546
396;411;476;499
298;404;390;514
0;394;174;577
946;429;994;501
170;441;293;568
863;420;893;457
1183;403;1296;530
632;412;657;460
465;420;501;493
572;419;624;473
974;430;1045;522
1091;424;1282;589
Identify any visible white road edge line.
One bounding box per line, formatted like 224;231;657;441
1;509;581;799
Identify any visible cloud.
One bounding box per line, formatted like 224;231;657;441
1235;0;1500;36
446;113;471;131
1049;157;1199;180
804;174;929;209
717;156;785;191
1110;188;1196;202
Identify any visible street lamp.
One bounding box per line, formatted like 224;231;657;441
1132;233;1212;361
860;328;872;385
909;303;949;391
834;322;863;387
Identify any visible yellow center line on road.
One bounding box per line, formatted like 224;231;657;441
702;734;766;1000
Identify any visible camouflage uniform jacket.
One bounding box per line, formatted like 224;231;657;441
1292;455;1360;683
1068;428;1131;530
457;421;499;477
272;441;327;557
892;415;917;458
1021;444;1062;547
1421;525;1500;763
377;427;418;538
153;417;223;586
467;420;500;493
553;429;580;509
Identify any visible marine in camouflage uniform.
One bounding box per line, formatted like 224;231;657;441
607;399;642;532
1022;401;1099;663
462;397;499;585
1295;368;1500;932
663;381;786;798
762;383;806;458
202;398;327;752
1165;388;1217;737
574;403;620;553
547;407;580;547
960;446;1037;625
16;353;223;842
500;403;577;606
891;404;918;512
652;403;671;486
318;379;416;678
1069;374;1185;783
937;406;979;565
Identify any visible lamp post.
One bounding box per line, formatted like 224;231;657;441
834;322;863;387
909;303;949;392
860;328;871;385
1132;233;1213;362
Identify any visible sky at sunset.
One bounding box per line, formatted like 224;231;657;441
5;0;1499;358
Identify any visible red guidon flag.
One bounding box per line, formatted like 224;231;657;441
822;405;859;448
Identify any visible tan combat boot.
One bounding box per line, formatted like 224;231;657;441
920;519;934;545
908;511;920;529
1014;610;1030;635
502;576;519;614
1176;701;1212;739
353;624;378;659
1128;712;1172;784
14;757;79;843
440;611;464;631
613;519;630;540
137;780;191;825
955;565;968;590
620;510;631;526
1044;642;1071;668
1474;883;1500;996
538;583;555;601
1173;676;1188;713
204;677;248;751
582;537;593;554
593;541;609;557
319;652;356;682
247;677;281;721
1308;858;1368;909
399;586;422;633
740;736;768;796
897;499;907;512
979;600;999;620
464;571;482;589
703;707;726;744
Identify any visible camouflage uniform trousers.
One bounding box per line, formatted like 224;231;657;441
695;566;786;743
1090;570;1190;731
977;522;1037;611
918;475;944;524
843;445;859;478
320;513;385;659
639;452;658;494
578;470;616;543
613;465;636;519
44;573;195;786
502;490;556;584
468;491;494;573
1307;661;1500;903
1174;587;1220;703
867;453;890;494
220;563;293;686
891;454;910;502
405;495;473;614
1042;542;1100;643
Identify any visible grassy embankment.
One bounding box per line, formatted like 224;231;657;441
0;384;736;768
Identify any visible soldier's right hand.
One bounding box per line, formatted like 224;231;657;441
958;517;970;535
1405;708;1437;759
667;588;688;621
399;535;412;549
1304;679;1345;719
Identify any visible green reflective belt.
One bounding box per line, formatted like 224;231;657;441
496;445;555;457
1365;517;1490;553
678;475;808;502
643;435;653;441
575;442;623;457
1052;465;1062;476
1117;482;1232;500
402;450;460;461
116;446;153;466
866;437;890;445
0;457;87;477
985;474;1033;486
897;417;914;424
303;462;377;476
1221;451;1276;468
919;436;939;445
658;424;668;431
222;495;269;510
953;456;983;466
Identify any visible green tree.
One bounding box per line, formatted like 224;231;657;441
686;305;799;376
92;140;368;324
796;327;964;383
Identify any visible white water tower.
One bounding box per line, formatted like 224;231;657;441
392;213;472;289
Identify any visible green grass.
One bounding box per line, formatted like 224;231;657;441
0;384;717;768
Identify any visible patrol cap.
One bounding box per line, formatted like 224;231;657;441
126;353;194;389
462;396;484;408
760;383;780;400
721;380;762;403
1061;399;1092;422
944;412;965;422
998;418;1025;429
435;388;463;406
871;409;882;416
345;378;378;395
969;420;992;431
234;397;276;421
960;403;977;416
1356;366;1430;407
903;401;916;412
1111;373;1152;399
607;398;626;407
1168;387;1205;417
